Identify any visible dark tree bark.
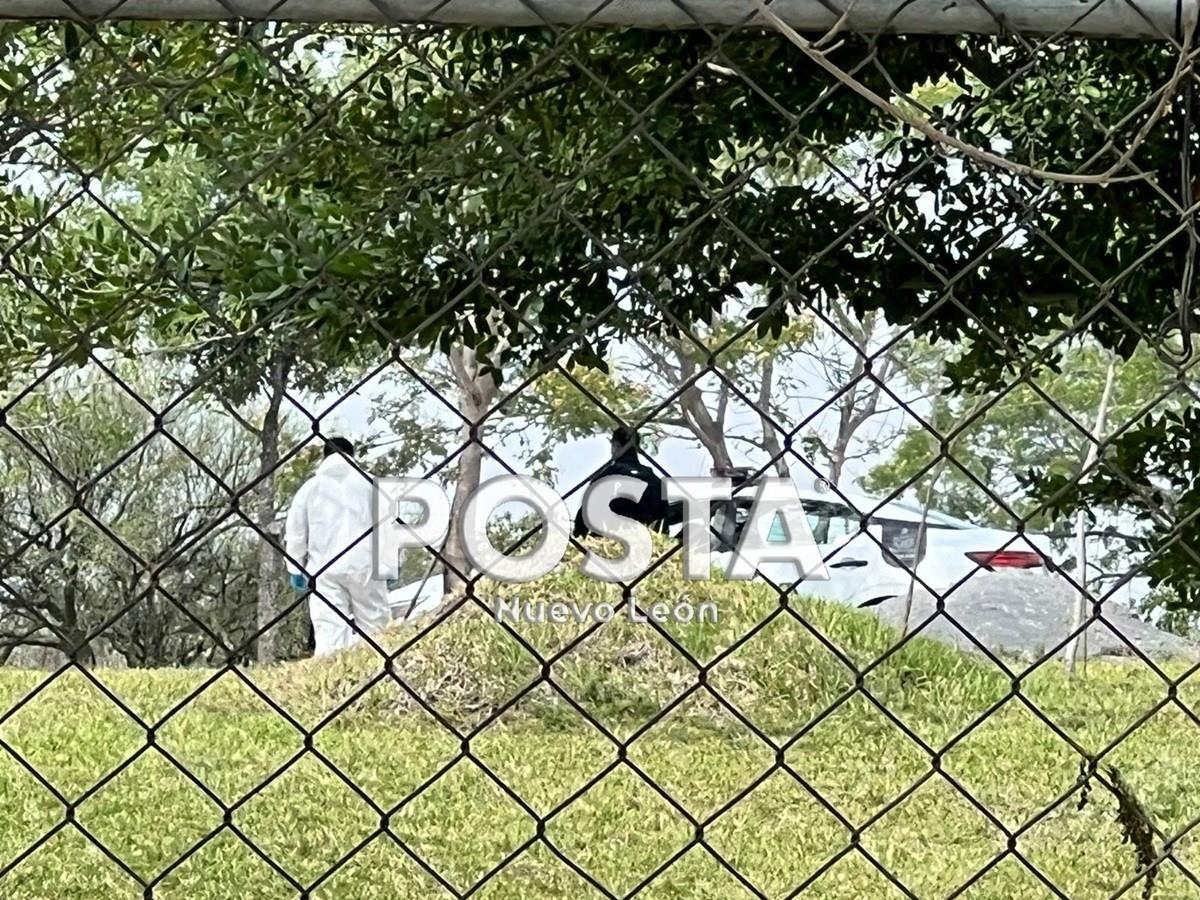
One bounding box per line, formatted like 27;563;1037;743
442;345;498;595
255;348;293;664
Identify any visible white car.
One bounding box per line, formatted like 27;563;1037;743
708;484;1060;607
387;483;1062;619
388;571;447;621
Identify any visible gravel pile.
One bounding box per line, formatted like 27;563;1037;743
866;571;1198;662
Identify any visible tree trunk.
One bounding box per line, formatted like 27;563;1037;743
689;408;733;471
677;357;733;471
758;358;791;478
255;349;292;665
442;345;498;594
827;451;846;488
60;558;96;666
822;309;893;487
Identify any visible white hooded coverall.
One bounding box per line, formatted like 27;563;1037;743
285;454;397;656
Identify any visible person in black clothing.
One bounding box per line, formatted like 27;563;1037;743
573;427;668;537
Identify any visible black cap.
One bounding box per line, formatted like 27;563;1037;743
323;436;355;458
612;426;639;449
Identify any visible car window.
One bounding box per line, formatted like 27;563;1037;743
880;518;926;567
824;506;854;542
793;500;856;545
731;495;859;546
765;510;839;543
766;513;786;543
711;501;739;552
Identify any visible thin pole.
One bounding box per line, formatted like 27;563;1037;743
901;460;942;636
1064;358;1118;676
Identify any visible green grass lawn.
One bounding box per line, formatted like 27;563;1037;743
1;556;1199;899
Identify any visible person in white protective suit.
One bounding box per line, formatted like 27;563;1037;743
285;436;398;656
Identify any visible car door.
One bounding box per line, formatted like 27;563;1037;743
797;501;884;604
750;500;884;604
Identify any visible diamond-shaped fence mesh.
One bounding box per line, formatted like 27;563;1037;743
1;0;1200;897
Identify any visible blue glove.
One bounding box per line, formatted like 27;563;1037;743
289;572;308;591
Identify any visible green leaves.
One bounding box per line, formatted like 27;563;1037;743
141;142;170;168
3;21;1198;602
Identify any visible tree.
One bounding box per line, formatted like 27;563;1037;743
3;40;379;660
0;359;278;667
528;314;814;482
528;309;921;496
365;343;562;592
792;308;925;487
3;21;1197;607
864;342;1179;528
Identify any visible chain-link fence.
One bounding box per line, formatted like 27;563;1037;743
1;2;1199;897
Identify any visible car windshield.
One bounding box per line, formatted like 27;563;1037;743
756;502;851;544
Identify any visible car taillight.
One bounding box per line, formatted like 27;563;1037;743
965;550;1045;570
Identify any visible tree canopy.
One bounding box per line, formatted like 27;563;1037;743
2;19;1198;609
